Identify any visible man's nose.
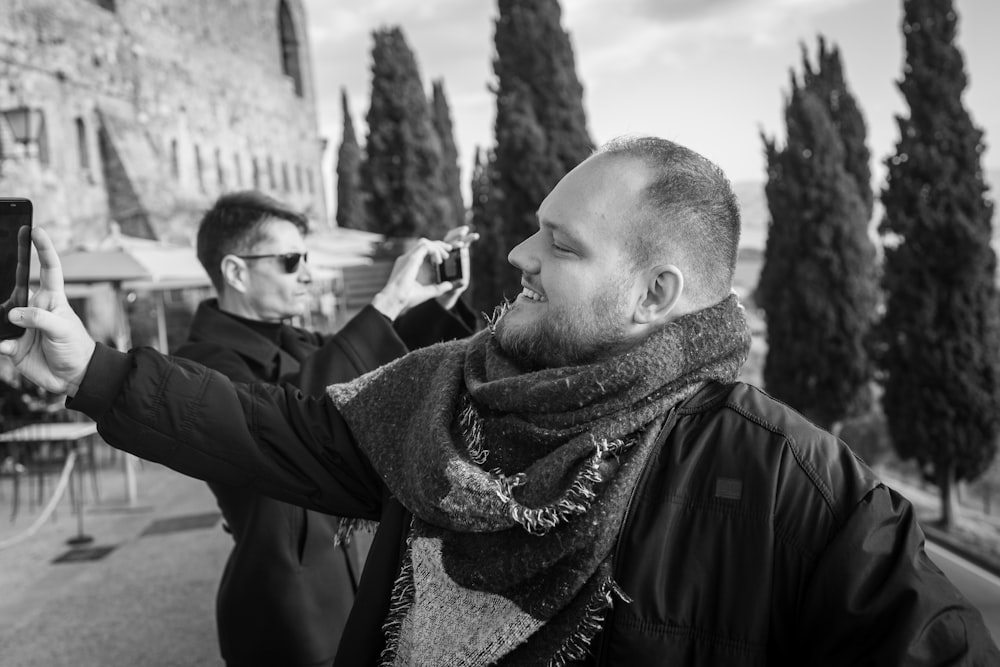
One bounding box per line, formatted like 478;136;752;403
298;261;312;284
507;232;541;274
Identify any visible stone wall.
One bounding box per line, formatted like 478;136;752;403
0;0;326;249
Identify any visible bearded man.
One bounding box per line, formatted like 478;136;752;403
5;136;998;666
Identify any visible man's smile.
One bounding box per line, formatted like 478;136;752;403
519;285;547;302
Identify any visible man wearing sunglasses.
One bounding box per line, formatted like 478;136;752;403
173;190;477;667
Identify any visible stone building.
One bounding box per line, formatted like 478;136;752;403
0;0;326;249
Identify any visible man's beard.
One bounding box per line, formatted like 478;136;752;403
491;289;632;370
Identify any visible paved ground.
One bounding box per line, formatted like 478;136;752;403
0;446;228;666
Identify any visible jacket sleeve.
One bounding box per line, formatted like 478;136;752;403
176;344;259;384
68;343;384;521
393;298;478;351
794;484;1000;665
295;305;409;395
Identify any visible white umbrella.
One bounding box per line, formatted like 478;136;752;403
30;226;210;351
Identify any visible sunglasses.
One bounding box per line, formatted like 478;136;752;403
236;252;308;273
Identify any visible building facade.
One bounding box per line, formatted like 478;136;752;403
0;0;326;249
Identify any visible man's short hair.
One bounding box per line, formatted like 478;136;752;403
196;190;309;291
596;136;741;307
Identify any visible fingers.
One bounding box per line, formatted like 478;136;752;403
7;305;72;338
400;238;451;268
424;239;453;264
32;227;67;294
442;226;480;248
442;225;469;245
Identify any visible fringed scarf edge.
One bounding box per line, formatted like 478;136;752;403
548;577;632;667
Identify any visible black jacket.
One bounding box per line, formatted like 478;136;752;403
70;347;1000;666
171;299;473;666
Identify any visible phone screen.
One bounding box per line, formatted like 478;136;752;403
0;198;33;340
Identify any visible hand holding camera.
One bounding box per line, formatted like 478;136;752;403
371;225;478;321
434;226;477;311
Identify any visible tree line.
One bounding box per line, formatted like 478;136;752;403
758;0;998;530
334;0;997;530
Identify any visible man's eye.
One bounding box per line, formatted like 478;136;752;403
552;243;572;254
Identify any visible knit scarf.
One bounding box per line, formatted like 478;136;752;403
327;294;751;666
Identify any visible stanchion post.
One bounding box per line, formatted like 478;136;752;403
67;440;94;547
124;453;138;505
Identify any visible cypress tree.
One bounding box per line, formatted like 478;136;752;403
488;0;593;305
336;88;366;231
469;146;507;315
879;0;1000;529
430;79;466;230
759;80;879;432
362;26;444;239
800;36;874;220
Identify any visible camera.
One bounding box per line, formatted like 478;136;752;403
436;245;469;284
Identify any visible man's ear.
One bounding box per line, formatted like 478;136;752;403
221;255;249;294
634;265;683;324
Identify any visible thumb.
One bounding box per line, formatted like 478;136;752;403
431;281;455;297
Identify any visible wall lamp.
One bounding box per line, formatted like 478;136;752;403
1;106;45;164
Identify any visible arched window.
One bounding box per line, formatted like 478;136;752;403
278;1;303;97
75;117;90;172
215;148;225;188
170;139;179;179
194;144;205;192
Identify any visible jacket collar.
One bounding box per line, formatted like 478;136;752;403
677;380;734;414
186;299;299;375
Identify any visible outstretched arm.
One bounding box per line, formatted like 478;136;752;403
71;343;383;517
1;227;383;518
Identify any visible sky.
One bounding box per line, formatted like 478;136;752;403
301;0;1000;212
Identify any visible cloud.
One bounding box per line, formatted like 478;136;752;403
304;0;490;46
566;0;870;76
630;0;746;22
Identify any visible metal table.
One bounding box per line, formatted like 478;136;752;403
0;421;100;544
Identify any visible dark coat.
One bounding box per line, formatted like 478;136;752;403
72;348;1000;666
171;299;473;667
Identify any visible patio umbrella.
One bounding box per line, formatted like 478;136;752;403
30;228;210;352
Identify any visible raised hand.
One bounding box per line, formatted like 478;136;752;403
0;227;97;396
370;237;458;321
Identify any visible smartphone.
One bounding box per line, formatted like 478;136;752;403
0;197;33;340
436;245;469;284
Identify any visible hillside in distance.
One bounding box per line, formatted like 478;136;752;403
733;166;1000;251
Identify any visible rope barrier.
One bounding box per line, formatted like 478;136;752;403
0;450;77;551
